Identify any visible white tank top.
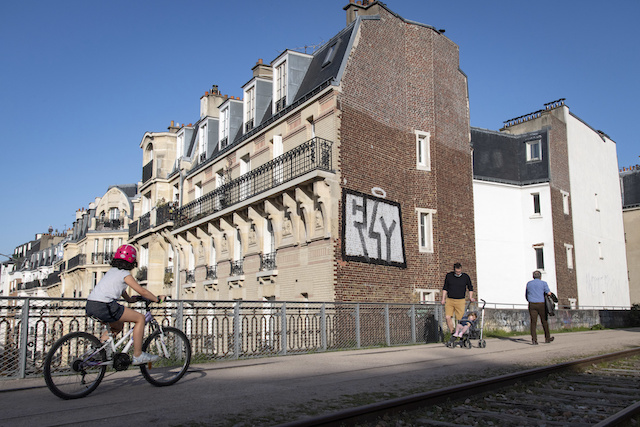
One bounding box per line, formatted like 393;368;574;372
87;268;131;303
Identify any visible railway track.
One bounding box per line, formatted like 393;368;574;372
279;347;640;427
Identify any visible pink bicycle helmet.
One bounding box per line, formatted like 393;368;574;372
114;244;137;263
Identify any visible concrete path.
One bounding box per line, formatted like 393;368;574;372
1;328;639;427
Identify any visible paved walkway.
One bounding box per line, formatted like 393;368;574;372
1;328;640;426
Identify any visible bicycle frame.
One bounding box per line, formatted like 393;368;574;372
87;310;167;367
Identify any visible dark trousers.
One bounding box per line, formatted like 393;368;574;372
528;302;550;342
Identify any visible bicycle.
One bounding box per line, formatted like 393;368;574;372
43;297;191;399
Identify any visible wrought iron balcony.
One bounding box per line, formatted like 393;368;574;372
128;220;139;238
185;270;196;283
260;252;277;271
91;252;114;265
156;202;177;226
135;266;148;282
230;260;244;276
66;254;86;271
175;137;333;229
275;96;286;112
96;219;122;231
139;212;151;233
142;160;153;183
206;265;217;280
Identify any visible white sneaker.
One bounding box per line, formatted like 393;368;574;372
132;352;160;365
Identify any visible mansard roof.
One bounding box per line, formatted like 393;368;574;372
621;166;640;208
471;127;550;185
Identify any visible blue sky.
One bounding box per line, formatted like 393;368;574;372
1;0;638;258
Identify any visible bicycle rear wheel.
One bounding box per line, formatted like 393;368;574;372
140;326;191;386
43;332;106;399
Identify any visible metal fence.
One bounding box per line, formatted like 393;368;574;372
0;297;443;379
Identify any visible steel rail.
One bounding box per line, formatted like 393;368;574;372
278;347;640;427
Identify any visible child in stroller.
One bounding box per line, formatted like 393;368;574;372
446;311;478;348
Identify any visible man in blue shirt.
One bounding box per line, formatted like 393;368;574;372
526;270;554;345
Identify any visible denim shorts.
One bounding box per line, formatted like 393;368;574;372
86;300;125;323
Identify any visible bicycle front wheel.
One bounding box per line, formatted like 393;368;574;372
43;332;106;399
140;327;191;386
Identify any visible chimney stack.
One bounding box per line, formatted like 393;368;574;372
252;58;273;79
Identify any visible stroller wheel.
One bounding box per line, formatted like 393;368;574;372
464;339;472;349
479;339;486;348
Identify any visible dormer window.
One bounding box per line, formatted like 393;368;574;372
526;138;542;162
245;86;255;132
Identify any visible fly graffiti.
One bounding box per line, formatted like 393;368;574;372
342;189;406;268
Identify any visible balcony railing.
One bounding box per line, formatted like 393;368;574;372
206;265;217;280
91;252;114;265
96;219;122;231
230;260;244;276
66;254;86;271
157;202;177;226
128;220;139;238
142;160;153;183
139;212;151;233
260;252;277;271
136;267;148;282
175;137;333;229
185;270;196;283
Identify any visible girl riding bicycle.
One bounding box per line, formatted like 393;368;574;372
85;244;165;365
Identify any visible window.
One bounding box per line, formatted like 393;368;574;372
240;155;251;200
415;289;437;303
234;229;243;262
104;238;114;255
176;133;184;159
526;139;542;162
565;244;574;269
245;86;255;132
109;207;119;220
198;123;207;162
220;107;229;148
416;131;431;171
265;219;275;254
416;208;436;253
534;246;544;270
322;42;338;67
532;193;541;215
562;191;570;215
275;61;287;112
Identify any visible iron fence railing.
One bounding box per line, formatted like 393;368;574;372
174;137;333;229
0;297;443;379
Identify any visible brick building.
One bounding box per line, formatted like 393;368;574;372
128;1;476;303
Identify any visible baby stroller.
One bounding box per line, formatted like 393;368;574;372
446;299;487;349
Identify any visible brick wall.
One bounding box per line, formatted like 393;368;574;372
334;9;475;302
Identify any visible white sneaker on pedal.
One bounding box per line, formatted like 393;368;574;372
132;352;160;365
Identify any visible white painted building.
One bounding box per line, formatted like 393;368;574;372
474;181;557;306
472;99;629;308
